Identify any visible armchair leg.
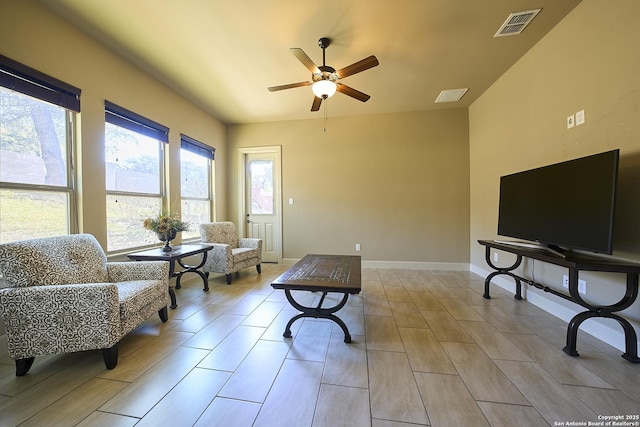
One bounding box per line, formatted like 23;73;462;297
225;273;232;285
15;357;35;376
102;344;119;370
158;306;168;322
256;264;261;274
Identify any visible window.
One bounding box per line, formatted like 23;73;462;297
0;55;79;243
249;160;274;215
105;101;168;252
180;134;214;240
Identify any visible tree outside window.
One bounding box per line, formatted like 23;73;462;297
0;87;73;243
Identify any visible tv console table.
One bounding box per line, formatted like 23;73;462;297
478;240;640;363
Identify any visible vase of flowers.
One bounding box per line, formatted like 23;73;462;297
143;212;189;252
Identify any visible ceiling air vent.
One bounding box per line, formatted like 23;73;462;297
494;9;541;37
435;88;468;103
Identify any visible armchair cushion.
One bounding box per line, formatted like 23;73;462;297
200;222;239;247
0;234;109;287
233;247;260;263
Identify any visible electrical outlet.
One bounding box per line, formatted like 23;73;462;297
576;109;585;126
562;274;569;288
578;279;586;295
355;243;361;251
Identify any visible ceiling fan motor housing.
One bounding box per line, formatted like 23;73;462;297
318;37;331;49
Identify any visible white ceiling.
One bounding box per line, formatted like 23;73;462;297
39;0;581;125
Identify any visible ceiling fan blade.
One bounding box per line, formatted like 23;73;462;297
290;48;320;74
268;81;312;92
336;83;371;102
311;96;323;111
336;55;379;79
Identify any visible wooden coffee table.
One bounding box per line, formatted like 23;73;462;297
271;254;361;343
128;243;212;309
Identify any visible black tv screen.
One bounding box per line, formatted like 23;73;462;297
497;149;619;255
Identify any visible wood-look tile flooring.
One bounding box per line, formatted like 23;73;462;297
1;264;639;426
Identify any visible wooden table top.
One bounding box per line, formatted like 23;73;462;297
478;239;640;273
271;254;361;294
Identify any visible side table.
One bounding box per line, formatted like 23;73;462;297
128;243;212;309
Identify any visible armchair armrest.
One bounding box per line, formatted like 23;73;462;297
238;238;262;250
107;261;169;283
202;243;233;273
0;283;120;359
207;243;233;261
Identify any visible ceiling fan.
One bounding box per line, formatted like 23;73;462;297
268;37;379;112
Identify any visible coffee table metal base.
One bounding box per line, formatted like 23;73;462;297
282;289;353;343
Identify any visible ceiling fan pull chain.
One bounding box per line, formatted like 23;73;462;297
323;99;328;132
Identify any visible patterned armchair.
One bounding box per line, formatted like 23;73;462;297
0;234;169;376
199;222;262;284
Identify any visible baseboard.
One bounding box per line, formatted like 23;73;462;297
470;263;634;355
282;258;469;271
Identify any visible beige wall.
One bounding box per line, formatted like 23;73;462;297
0;0;227;249
228;109;470;264
469;0;640;341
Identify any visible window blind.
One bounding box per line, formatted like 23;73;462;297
180;134;215;160
0;54;81;112
105;100;169;143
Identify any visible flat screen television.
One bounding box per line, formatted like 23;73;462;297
497;149;619;256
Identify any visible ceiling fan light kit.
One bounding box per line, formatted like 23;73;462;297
312;80;336;99
268;36;379;112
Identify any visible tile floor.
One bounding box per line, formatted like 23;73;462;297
0;263;639;426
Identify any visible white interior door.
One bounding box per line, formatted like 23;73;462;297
241;148;281;263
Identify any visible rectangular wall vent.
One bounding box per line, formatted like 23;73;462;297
494;9;541;37
435;88;468;103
